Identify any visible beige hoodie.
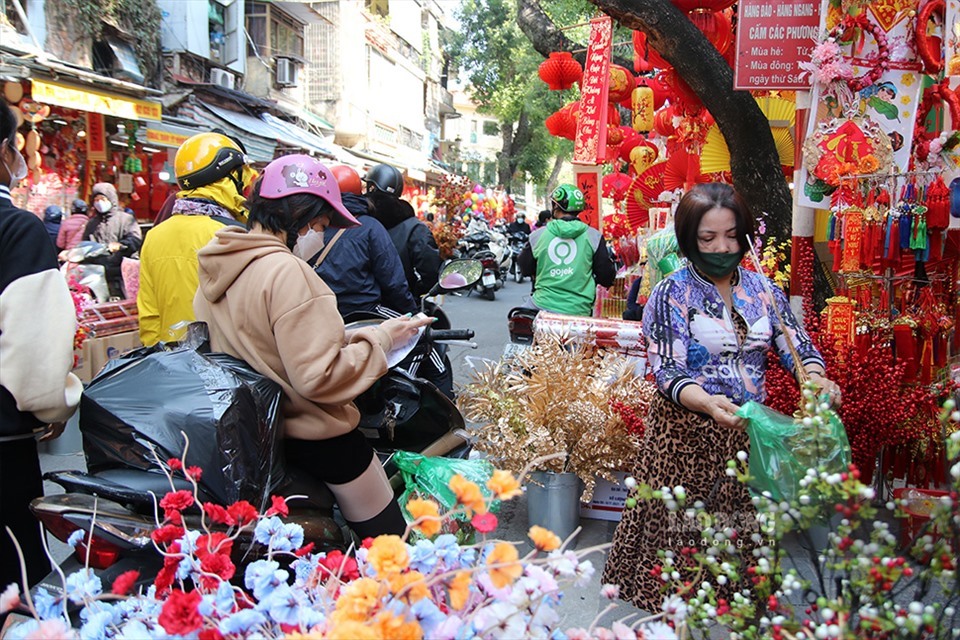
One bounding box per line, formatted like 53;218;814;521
194;226;392;441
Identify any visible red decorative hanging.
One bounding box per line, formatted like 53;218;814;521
660;68;701;109
687;9;734;55
633;30;671;70
607;64;635;103
654;109;676;138
602;171;633;202
538;52;583;91
545;102;579;140
618;129;644;163
631;31;654;73
926;176;950;230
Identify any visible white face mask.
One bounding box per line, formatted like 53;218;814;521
292;226;325;261
94;199;113;214
1;141;28;187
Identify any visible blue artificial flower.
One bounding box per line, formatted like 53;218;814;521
65;568;103;604
551;629;569;640
116;620;152;640
433;534;460;566
176;529;201;555
291;554;317;585
270;522;304;553
244;559;288;600
176;554;198;581
411;598;446;636
218;608;267;635
67;530;86;549
253;516;283;547
458;546;478;568
79;609;113;640
299;606;325;630
215;579;236;615
198;593;215;617
257;584;300;626
409;539;439;573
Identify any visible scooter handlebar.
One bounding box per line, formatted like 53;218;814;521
429;329;475;341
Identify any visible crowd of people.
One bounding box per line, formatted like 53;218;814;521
1;92;841;621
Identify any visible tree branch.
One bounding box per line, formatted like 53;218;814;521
515;0;633;69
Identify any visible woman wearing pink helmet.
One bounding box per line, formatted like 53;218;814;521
194;154;431;537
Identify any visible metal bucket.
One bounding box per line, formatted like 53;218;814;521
526;471;582;544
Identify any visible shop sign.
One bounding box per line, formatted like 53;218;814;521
573;16;611;165
86;113;108;162
733;0;821;90
31;79;161;122
146;128;190;148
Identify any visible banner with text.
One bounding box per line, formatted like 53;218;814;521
86;113;108;162
734;0;821;90
573;16;612;165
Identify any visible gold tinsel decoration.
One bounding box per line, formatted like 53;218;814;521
457;334;656;501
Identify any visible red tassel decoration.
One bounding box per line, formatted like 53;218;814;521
893;323;918;382
926;176;950;230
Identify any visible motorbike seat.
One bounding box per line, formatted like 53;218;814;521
44;469;211;512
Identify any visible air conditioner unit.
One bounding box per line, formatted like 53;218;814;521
275;58;297;87
210;68;235;90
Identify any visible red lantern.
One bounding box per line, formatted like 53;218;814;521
608;64;635;103
619;129;644;163
538;52;583;91
688;9;734;55
661;68;701;109
671;0;736;11
631;31;654;73
633;30;672;70
545;103;579;140
606;124;626;146
649;75;670;110
654;109;676;138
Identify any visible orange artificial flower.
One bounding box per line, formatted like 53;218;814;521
366;535;409;577
486;542;523;589
447;570;472;611
528;525;562;552
322;620;380;640
406;499;442;538
449;474;487;515
374;611;423;640
332;577;383;622
858;154;880;174
388;570;429;604
486;470;522;500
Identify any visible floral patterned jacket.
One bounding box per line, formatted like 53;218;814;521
642;265;824;406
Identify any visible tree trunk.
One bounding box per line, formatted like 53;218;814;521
498;122;515;190
546;153;565;196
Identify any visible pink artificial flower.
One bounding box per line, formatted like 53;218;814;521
265;495;289;518
600;583;620;600
33;619;77;640
471;512;498;534
0;583;20;614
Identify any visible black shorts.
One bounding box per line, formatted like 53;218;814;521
283;429;374;485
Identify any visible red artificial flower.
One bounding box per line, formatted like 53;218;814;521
471;512;498;534
265;495;289;517
158;588;203;636
199;629;224;640
111;570;139;596
185;466;203;482
318;550;360;581
361;537;374;549
294;542;315;558
203;503;235;526
151;524;185;546
167;458;183;471
154;564;176;596
196;532;233;560
199;553;236;590
160;490;195;523
226;500;258;527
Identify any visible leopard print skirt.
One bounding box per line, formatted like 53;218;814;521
601;393;757;612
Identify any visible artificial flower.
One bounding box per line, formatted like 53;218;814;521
367;535;410;576
406;498;442;537
332;577;384;622
227;500;259;526
0;583;20;614
529;525;562;552
203;503;234;526
324;619;381;640
471;512;498;534
388;570;429;604
157;588;203;636
487;470;522;500
486;542;523;589
449;474;487;515
374;610;423;640
447;571;471;610
110;570;139;596
266;495;289;518
858;154;880;173
318;550;360;582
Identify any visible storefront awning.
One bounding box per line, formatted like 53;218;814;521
31;78;161;121
142;119;207;149
260;112;339;160
179;101;276;162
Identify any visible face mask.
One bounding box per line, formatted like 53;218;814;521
292;226;325;261
691;251;743;279
1;141;28;187
94;199;112;214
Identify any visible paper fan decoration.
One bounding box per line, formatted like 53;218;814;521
700;96;796;173
664;150;705;191
630;160;667;207
625;197;650;229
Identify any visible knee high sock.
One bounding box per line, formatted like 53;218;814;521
326;454;406;537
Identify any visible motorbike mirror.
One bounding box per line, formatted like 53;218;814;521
432;259;483;295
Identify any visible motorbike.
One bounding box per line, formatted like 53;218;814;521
458;232;502;300
24;259;484;616
506;230;529;283
507;306;539;344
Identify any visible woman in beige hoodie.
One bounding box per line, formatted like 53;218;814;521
194;155;430;538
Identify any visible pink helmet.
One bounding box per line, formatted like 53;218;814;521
258;154;360;228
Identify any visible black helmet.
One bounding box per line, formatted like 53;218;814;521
364;164;404;196
72;199;89;215
44;205;63;223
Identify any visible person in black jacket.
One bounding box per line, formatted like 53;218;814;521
0;100;81;593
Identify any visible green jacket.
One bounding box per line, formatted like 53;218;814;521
529;218;613;316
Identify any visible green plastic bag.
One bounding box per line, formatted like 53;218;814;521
394;451;498;522
736;401;851;504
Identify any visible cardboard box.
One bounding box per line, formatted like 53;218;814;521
72;331;142;383
580;471;630;522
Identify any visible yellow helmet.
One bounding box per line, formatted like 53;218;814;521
174;132;246;190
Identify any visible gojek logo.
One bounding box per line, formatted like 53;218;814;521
546;237;577;277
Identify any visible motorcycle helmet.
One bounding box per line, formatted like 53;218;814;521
257;154;360;228
551;183;585;214
363;163;404;196
330;165;363;195
174;132;246;190
71;198;89;215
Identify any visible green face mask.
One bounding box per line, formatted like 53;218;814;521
691;251;743;278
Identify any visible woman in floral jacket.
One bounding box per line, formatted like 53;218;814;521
603;183;840;611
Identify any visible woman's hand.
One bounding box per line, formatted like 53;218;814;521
704;394;744;430
378;314;434;350
808;372;842;408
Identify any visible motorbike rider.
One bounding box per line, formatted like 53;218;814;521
518;183;616;316
0;99;81;591
311;165;417;318
194;154;431;539
57;199;92;253
506;212;531;236
82;182;142;298
363;163;441;298
137;132;251;346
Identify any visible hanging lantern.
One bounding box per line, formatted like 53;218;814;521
661;68;701;109
538;52;583;91
631;84;655;134
631;31;654;73
630;142;659;175
607;124;626;146
545;108;576;140
688;9;734;55
671;0;736;11
619;129;643;163
633;30;671;70
608;64;635;103
654;109;676;138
